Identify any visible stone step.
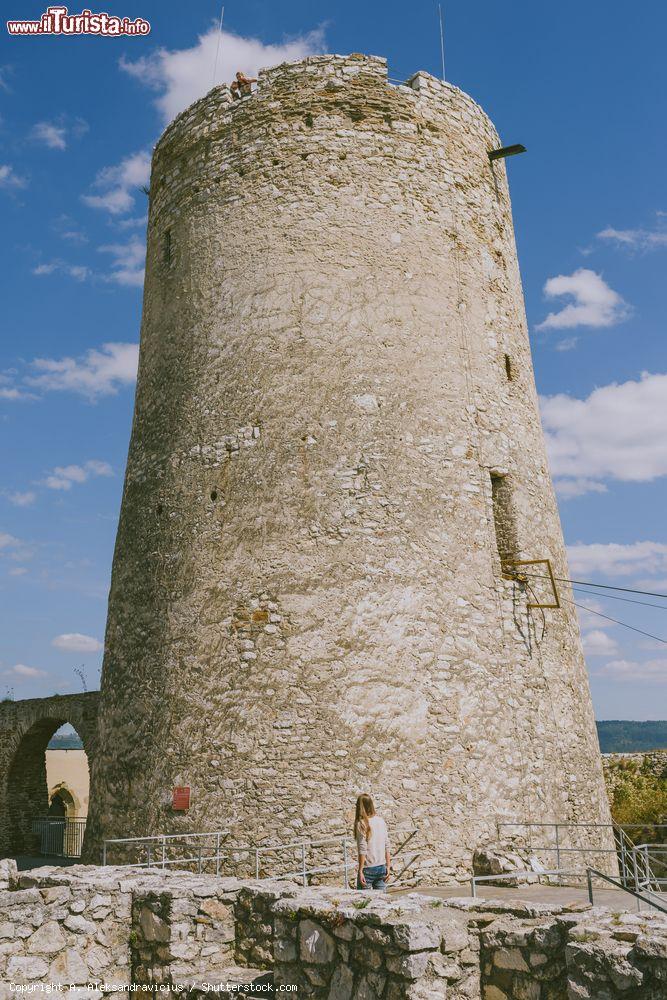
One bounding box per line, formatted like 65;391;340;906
177;966;274;996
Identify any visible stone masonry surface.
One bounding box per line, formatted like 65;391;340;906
603;751;667;793
1;864;667;998
82;52;613;872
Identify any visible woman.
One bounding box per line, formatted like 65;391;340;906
354;793;391;891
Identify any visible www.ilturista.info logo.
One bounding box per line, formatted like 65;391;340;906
7;6;150;36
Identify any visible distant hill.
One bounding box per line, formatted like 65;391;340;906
47;734;84;750
597;721;667;753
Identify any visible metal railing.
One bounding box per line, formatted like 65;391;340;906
32;817;87;857
494;820;667;889
102;828;421;889
587;867;667;915
254;829;419;888
102;831;253;875
627;844;667;892
472;865;667;913
495;820;620;883
470;869;581;897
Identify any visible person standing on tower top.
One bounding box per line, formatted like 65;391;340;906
231;70;257;99
354;794;392;890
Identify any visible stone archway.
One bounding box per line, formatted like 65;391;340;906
7;717;88;854
0;692;99;857
49;790;69;816
49;783;80;818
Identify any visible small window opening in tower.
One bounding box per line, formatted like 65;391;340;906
490;473;518;565
163;229;172;266
504;354;513;381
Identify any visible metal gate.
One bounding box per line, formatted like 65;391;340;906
31;817;86;857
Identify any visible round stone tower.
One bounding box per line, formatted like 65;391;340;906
86;54;612;872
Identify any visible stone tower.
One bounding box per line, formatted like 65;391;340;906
86;54;612;872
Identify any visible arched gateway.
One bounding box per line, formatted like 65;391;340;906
0;692;98;856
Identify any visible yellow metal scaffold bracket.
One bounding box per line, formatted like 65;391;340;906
501;558;561;610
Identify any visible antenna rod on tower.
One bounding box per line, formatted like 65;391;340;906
438;3;446;82
212;4;225;88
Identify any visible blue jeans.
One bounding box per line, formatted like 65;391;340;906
357;864;387;891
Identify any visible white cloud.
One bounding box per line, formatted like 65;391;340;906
31;117;87;151
553;478;607;500
62;229;88;243
31;121;67;150
582;629;619;657
25;342;139;400
98;235;145;287
114;215;147;230
0;164;27;190
44;459;113;491
598;226;667;252
575;598;608;632
0;532;33;566
596;659;667;683
5;491;36;507
82;150;151;216
33;260;90;281
52;214;88;244
120;25;326;123
541;372;667;495
536;269;629;331
637;579;667;594
0;537;35;565
8;566;27;577
567;541;667;578
0;386;37;401
52;633;103;653
554;336;578;352
3;663;47;679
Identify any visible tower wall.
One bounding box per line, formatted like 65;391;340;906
86;55;611;872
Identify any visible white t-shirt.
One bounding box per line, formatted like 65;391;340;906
356;815;391;867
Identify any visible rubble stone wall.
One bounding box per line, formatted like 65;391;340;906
86;50;612;875
603;750;667;791
2;865;667;998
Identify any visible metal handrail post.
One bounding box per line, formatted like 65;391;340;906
255;849;260;880
470;877;477;898
198;842;202;874
618;826;627;886
216;834;220;876
587;868;593;905
555;824;561;870
147;844;152;868
342;839;348;889
632;847;640;893
301;843;307;887
162;837;166;870
102;842;107;866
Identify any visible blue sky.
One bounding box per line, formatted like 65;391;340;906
1;0;666;719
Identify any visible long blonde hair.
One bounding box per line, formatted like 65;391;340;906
354;793;376;841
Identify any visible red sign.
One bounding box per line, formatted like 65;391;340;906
172;787;190;811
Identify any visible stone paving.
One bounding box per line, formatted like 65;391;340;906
409;881;667;915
